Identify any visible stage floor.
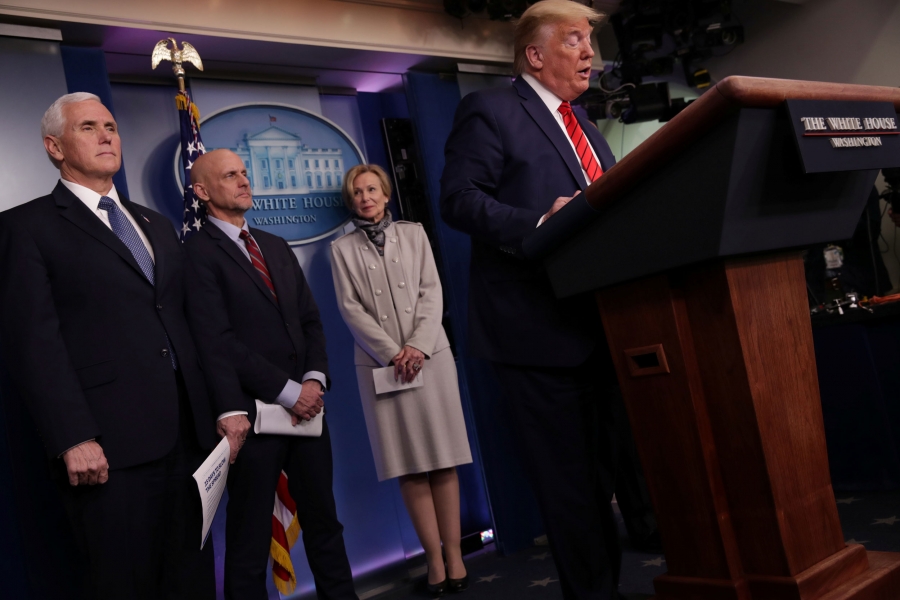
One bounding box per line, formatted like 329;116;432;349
368;489;900;600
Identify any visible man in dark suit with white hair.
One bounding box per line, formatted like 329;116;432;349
0;92;217;599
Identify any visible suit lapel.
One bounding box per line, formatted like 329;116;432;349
252;230;291;312
514;77;588;191
53;182;150;284
204;222;280;311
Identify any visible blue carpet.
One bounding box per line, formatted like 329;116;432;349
373;489;900;599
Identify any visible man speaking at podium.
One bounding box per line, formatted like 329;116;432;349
0;93;217;599
440;2;622;599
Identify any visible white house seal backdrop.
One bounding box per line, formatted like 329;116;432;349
176;103;365;245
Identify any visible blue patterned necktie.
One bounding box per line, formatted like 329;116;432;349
99;197;155;284
98;196;177;369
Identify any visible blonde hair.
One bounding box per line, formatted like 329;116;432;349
342;164;393;211
513;0;604;76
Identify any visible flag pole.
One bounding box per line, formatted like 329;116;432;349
151;39;208;241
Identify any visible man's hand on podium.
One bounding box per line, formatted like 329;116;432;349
541;190;581;225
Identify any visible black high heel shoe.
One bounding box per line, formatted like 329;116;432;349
426;576;448;597
447;573;469;593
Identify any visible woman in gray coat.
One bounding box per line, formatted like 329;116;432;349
331;164;472;595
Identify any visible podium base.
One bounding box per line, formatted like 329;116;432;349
649;549;900;600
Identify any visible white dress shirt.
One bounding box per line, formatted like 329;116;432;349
206;215;327;421
60;179;155;260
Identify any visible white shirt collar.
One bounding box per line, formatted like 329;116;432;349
522;73;567;117
59;178;121;212
207;214;249;243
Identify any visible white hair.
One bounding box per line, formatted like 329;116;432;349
41;92;103;168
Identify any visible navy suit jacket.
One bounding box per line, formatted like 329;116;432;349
440;76;617;367
184;222;329;423
0;182;217;468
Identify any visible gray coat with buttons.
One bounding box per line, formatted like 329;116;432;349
330;220;450;367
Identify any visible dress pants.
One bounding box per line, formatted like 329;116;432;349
492;351;622;600
55;370;215;600
610;387;658;549
224;418;358;600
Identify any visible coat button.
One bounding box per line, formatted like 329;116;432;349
405;307;412;314
362;245;368;250
289;353;297;361
375;289;382;295
369;264;376;270
390;238;397;243
160;349;170;358
392;258;399;263
156;304;163;310
381;315;388;321
398;282;405;288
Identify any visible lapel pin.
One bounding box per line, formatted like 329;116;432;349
143;215;151;223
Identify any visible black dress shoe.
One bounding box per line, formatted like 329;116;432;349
447;573;469;593
427;577;448;597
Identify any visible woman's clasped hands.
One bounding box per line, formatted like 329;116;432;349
392;345;425;383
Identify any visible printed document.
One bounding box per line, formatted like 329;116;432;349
192;436;230;549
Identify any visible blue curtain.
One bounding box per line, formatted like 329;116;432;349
60;46;130;197
403;72;543;555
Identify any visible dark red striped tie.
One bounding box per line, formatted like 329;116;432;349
239;230;278;303
558;101;603;183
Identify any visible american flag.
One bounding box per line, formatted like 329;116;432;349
271;470;301;595
176;90;207;241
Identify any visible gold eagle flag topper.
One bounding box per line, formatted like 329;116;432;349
151;38;204;92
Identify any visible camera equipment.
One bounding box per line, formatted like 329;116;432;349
581;0;744;121
576;78;693;124
443;0;537;20
881;167;900;208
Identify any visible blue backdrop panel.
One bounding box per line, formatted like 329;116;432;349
397;76;492;540
356;91;409;219
402;71;542;555
108;83;182;221
59;46;129;197
352;90;429;559
0;37;69;211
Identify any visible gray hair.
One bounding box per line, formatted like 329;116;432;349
41;92;104;138
41;92;102;168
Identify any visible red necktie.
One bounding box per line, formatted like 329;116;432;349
558;101;603;183
239;230;278;303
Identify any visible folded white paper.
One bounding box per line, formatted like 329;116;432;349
373;366;424;395
192;436;230;549
253;400;323;437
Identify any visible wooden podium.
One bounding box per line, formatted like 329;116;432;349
523;77;900;599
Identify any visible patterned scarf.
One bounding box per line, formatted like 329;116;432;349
352;209;393;256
